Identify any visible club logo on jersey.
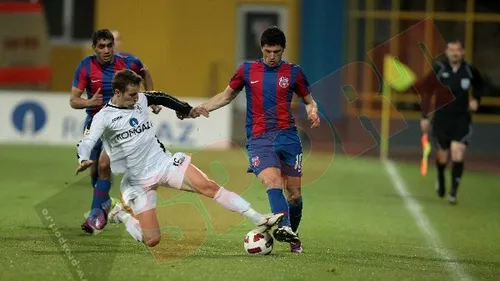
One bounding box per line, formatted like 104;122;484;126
461;78;470;90
116;121;152;141
135;104;143;113
129;118;139;127
278;76;289;89
251;156;260;167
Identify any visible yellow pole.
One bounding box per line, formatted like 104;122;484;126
380;0;400;160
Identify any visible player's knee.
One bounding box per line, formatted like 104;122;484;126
261;175;284;189
436;151;448;164
286;187;301;202
144;233;161;247
451;150;465;161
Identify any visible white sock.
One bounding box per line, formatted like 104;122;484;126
213;187;252;214
241;208;264;225
121;212;143;242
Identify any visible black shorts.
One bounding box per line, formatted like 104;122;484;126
431;116;472;150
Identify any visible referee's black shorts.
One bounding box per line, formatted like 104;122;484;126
431;115;472;150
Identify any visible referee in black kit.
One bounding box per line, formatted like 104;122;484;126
416;40;485;205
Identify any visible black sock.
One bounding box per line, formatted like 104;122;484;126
288;198;303;234
451;161;464;196
436;160;446;189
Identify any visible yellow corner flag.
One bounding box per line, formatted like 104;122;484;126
380;55;417;159
383;55;416;91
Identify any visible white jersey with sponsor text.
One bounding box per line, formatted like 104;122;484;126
86;93;170;184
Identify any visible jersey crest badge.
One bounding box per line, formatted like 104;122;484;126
461;78;470;90
135;104;143;113
278;76;289;89
251;156;260;167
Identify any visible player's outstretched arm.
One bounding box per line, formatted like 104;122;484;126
201;86;239;113
76;113;106;174
143;91;206;118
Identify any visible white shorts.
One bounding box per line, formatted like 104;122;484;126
120;152;191;215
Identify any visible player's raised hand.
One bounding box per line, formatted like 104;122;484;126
89;88;103;107
192;105;209;118
307;108;320;128
76;160;94;175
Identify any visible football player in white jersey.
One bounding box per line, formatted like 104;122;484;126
76;69;283;247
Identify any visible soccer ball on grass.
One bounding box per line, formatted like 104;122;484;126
243;230;274;255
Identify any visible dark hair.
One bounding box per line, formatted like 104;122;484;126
447;39;464;48
112;69;142;93
260;26;286;48
92;29;114;46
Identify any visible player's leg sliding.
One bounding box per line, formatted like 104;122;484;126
113;156;284;248
182;163;284;232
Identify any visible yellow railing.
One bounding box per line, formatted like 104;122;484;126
347;0;500;123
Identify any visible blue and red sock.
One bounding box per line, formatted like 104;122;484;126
89;179;111;218
267;188;290;227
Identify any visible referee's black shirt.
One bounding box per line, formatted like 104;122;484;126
416;59;485;120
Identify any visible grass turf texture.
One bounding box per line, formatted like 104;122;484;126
0;145;499;281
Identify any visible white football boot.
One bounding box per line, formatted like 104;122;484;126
255;213;284;233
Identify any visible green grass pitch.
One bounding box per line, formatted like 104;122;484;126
0;145;499;281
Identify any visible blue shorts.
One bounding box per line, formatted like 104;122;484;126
81;115;103;161
246;128;303;177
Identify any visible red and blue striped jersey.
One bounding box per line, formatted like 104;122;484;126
72;53;145;117
229;59;311;138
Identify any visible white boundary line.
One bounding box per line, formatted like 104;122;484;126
383;160;472;281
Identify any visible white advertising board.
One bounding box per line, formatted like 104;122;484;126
0;91;233;149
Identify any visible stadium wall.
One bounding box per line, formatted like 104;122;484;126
95;0;299;98
0;91;233;149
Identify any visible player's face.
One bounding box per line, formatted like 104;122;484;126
93;39;115;63
261;44;284;67
446;43;464;64
116;84;140;108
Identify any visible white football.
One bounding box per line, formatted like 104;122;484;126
243;230;274;255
